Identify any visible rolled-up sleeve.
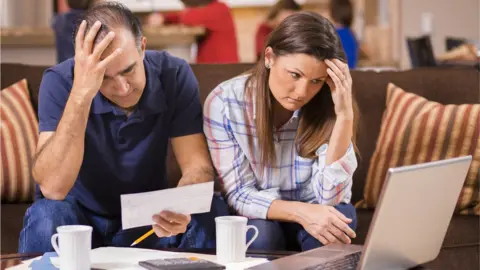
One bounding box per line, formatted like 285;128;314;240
310;143;357;205
169;61;203;137
203;88;280;219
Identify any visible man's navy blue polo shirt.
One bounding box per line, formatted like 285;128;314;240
37;51;203;217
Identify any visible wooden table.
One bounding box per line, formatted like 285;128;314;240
0;249;294;270
1;245;478;270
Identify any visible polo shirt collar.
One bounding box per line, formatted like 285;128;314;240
91;57;167;116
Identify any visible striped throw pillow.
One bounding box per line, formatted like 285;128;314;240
357;83;480;215
1;79;38;202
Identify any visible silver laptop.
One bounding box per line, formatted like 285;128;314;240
248;155;472;270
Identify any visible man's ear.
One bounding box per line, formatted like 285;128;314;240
264;46;276;67
140;36;147;59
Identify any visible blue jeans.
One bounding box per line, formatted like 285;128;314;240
19;195;229;253
246;203;357;252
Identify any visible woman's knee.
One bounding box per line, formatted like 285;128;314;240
334;203;357;230
247;219;286;251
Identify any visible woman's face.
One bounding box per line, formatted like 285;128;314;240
265;48;328;112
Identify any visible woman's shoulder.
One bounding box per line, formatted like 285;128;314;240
208;74;250;102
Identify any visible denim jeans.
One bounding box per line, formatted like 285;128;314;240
246;203;357;252
19;194;229;253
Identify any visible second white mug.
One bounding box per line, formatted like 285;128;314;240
51;225;92;270
215;216;259;264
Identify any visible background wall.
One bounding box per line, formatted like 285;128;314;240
399;0;480;68
0;0;53;27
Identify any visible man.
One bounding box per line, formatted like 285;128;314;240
19;2;228;253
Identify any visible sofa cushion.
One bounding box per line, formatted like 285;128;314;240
357;83;480;214
349;68;479;204
0;79;38;203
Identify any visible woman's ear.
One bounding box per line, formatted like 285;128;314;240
264;47;275;68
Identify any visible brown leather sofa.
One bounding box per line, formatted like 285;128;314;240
1;63;479;269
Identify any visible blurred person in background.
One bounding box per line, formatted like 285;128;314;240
329;0;358;68
255;0;301;60
147;0;238;64
52;0;103;63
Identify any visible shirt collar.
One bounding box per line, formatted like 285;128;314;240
91;56;167;115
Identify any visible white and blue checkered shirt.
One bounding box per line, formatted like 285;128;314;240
203;75;357;219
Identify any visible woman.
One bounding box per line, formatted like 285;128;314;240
329;0;359;68
204;11;359;251
255;0;301;60
147;0;238;64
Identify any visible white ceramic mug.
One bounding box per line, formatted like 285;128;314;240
51;225;92;270
215;216;259;264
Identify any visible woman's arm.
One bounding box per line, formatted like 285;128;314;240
204;87;282;219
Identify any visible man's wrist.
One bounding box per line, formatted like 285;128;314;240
177;166;214;187
70;87;96;106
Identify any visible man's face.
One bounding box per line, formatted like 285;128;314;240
99;28;146;110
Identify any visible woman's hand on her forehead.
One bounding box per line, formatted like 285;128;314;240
325;59;354;120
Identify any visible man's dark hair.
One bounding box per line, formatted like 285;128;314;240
74;2;143;49
67;0;94;10
329;0;354;28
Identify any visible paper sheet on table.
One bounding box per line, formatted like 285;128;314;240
121;181;214;230
49;247;268;270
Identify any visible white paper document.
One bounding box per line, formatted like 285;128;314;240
121;181;214;230
50;247;268;270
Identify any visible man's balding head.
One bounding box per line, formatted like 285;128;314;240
73;2;148;111
74;2;143;50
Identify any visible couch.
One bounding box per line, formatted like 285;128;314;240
1;63;479;269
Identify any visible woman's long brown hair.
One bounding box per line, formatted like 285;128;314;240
245;11;360;170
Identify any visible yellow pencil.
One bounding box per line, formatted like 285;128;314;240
130;228;155;247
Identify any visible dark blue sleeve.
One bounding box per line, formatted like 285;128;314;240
38;69;72;132
169;61;203;138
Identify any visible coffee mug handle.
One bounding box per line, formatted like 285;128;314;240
51;233;61;256
245;225;259;250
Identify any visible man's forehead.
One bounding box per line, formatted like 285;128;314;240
99;27;135;56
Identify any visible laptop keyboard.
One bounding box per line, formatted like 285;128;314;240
304;251;362;270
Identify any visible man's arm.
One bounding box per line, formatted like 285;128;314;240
34;21;121;200
167;58;213;187
171;133;215;187
33;95;92;200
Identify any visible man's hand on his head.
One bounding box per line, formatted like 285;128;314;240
71;20;123;101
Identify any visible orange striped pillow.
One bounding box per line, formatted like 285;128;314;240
357;83;480;215
0;79;38;202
